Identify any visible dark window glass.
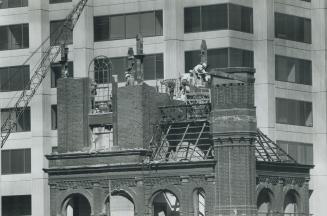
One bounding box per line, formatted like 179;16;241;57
110;57;126;82
50;20;73;45
185;48;252;72
277;141;313;165
155;10;163;36
143;54;164;80
184;7;201;33
229;48;253;67
1;107;31;132
0;24;28;51
50;0;71;3
51;105;57;130
0;65;29;92
51;62;73;88
184;4;252;34
275;12;311;43
1;149;31;174
0;0;28;9
208;48;229;69
140;12;155;37
94;16;109;41
109;15;125;40
275;55;312;85
126;13;140;39
0;26;8;50
229;4;253;33
276;98;313;127
2;195;31;215
94;10;163;42
202;4;227;31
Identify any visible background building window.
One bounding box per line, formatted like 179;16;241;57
50;0;71;3
276;98;313;127
275;13;311;43
277;141;313;165
94;16;109;41
0;24;29;51
0;0;28;9
51;62;73;88
275;55;312;85
184;4;252;34
1;149;31;174
143;54;164;80
2;195;31;215
51;105;57;130
0;65;29;92
109;54;164;82
50;20;73;45
185;48;253;72
1;107;31;132
94;10;163;41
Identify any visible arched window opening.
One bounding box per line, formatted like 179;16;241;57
257;188;273;216
193;189;206;216
152;190;180;216
63;194;91;216
105;192;135;216
284;190;299;214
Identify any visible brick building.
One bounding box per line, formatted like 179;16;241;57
44;48;312;215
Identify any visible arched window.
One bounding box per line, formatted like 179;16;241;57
193;189;206;216
105;191;135;216
152;190;180;216
62;194;91;216
257;188;273;216
284;190;299;214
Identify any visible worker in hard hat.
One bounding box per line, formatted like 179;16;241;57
191;62;209;86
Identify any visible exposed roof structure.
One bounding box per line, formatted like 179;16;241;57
150;103;297;164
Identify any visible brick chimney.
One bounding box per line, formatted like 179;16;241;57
210;67;257;215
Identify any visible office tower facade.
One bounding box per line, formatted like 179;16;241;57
0;0;324;215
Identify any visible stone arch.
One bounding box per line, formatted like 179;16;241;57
149;189;181;216
60;193;92;216
283;189;301;214
104;190;135;216
192;188;206;216
257;188;274;215
58;189;94;216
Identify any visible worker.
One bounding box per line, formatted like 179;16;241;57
125;70;135;86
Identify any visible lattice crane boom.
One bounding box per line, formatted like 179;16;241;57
0;0;89;148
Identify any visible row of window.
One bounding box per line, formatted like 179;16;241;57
94;10;163;42
185;48;253;73
0;12;311;52
0;53;312;93
0;0;72;8
185;3;253;34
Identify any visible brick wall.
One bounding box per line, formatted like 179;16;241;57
117;83;170;149
57;78;91;153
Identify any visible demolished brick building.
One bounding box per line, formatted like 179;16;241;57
44;40;312;216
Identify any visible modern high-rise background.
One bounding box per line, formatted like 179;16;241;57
0;0;325;215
